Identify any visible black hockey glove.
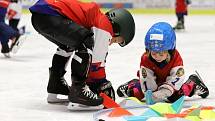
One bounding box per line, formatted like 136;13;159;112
87;79;115;101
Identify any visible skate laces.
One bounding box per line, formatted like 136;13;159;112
61;78;69;87
193;71;208;96
82;85;98;99
119;83;130;97
120;84;128;92
196;85;206;95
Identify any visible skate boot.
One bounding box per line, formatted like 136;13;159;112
9;35;20;52
117;79;144;100
47;68;70;103
187;74;209;98
117;81;130;97
173;21;185;30
1;43;10;58
68;83;104;110
87;79;115;101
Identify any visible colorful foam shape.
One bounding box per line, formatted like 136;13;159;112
164;117;190;121
200;110;215;119
181;105;200;115
124;116;148;121
126;97;145;105
147;117;167;121
108;107;133;117
187;107;201;116
119;97;145;107
171;96;185;113
150;103;176;115
100;93;120;108
145;90;155;105
141;108;160;117
201;106;215;110
185;116;201;121
165;113;187;118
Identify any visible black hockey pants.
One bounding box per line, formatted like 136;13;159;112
31;12;94;84
31;12;94;51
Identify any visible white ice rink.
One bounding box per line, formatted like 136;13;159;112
1;14;215;121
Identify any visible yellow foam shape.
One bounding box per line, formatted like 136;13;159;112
150;103;176;115
200;110;215;119
126;97;145;105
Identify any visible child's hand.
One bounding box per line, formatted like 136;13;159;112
152;88;172;103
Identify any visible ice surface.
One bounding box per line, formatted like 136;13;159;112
1;14;215;121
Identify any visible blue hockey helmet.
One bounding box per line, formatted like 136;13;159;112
145;22;176;52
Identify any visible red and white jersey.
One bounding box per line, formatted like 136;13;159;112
46;0;114;79
138;50;185;94
7;2;22;20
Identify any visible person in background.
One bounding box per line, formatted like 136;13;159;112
7;0;22;32
0;0;19;57
117;22;209;103
173;0;191;30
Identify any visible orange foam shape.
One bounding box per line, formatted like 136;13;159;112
108;107;133;117
100;93;120;108
165;113;187;118
201;106;215;110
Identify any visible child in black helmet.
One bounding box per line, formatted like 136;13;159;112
29;0;135;110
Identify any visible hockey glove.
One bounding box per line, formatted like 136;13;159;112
87;79;115;101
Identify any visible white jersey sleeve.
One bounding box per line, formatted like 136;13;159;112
91;27;112;67
139;66;158;92
7;2;22;19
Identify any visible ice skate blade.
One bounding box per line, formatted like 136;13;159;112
11;35;27;54
174;29;185;32
47;93;69;104
3;53;11;58
67;102;104;111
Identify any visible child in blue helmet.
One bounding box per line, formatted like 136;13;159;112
117;22;209;103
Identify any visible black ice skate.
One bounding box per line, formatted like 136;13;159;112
10;32;27;54
10;35;20;52
173;21;185;30
67;84;104;110
10;26;27;53
188;73;209;98
1;43;10;58
47;68;70;103
117;79;139;97
117;82;129;97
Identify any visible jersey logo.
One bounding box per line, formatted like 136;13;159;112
141;68;147;78
176;68;184;77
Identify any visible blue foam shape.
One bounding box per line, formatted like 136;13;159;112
171;96;185;113
145;90;155;105
141;108;160;117
124;116;148;121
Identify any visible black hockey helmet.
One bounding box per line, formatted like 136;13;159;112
106;8;135;47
